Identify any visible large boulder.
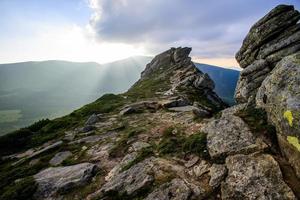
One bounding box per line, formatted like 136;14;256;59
201;107;266;159
235;5;300;104
256;53;300;178
222;153;296;200
34;163;97;199
96;158;155;198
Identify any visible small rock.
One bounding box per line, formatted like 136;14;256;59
64;131;76;141
184;155;199;168
128;141;151;152
145;178;192;200
209;164;227;188
29;158;40;166
85;113;100;125
192;107;210;118
168;105;197;112
79;125;95;133
188;160;210;178
49;151;72;166
120;107;135;115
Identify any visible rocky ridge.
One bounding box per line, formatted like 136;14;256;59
0;4;299;200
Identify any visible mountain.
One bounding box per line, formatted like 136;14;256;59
0;57;239;135
0;57;151;135
0;5;299;200
195;63;239;105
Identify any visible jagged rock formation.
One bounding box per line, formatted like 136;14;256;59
235;4;300;181
235;5;300;103
137;47;226;111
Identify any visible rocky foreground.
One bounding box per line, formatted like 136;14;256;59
0;4;300;200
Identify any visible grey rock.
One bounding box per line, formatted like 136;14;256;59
184;155;199;168
235;5;300;104
129;141;151;152
145;178;192;200
64;131;76;141
105;152;138;181
13;141;63;166
49;151;72;166
79;125;95;133
34;163;97;199
234;59;270;103
85;113;100;125
192;107;210;118
69;135;102;144
120;101;159;115
162;97;190;108
174;47;192;63
236;5;300;68
168;105;198;112
97;158;155;198
221;154;296;200
202;108;266;159
256;53;300;178
187;160;210;178
209;164;227;188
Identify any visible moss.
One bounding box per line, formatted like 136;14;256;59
284;110;294;127
157;127;209;158
0;176;37;200
287;136;300;151
157;128;184;155
109;127;144;158
182;132;209;159
236;106;276;137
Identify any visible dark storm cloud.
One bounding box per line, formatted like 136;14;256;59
89;0;300;59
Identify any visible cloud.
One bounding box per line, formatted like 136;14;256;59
88;0;300;66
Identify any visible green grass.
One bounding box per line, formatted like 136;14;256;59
109;127;144;158
126;67;172;99
0;93;128;157
157;127;208;158
0;110;22;123
0;176;37;200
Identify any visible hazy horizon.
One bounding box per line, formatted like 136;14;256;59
1;0;299;69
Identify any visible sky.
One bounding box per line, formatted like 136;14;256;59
0;0;300;69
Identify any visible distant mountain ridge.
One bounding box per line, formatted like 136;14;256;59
0;57;239;135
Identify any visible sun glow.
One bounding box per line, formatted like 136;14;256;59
0;24;145;64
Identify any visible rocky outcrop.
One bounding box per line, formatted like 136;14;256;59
222;153;296;200
138;47;226;111
34;163;97;199
256;53;300;178
235;5;300;103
